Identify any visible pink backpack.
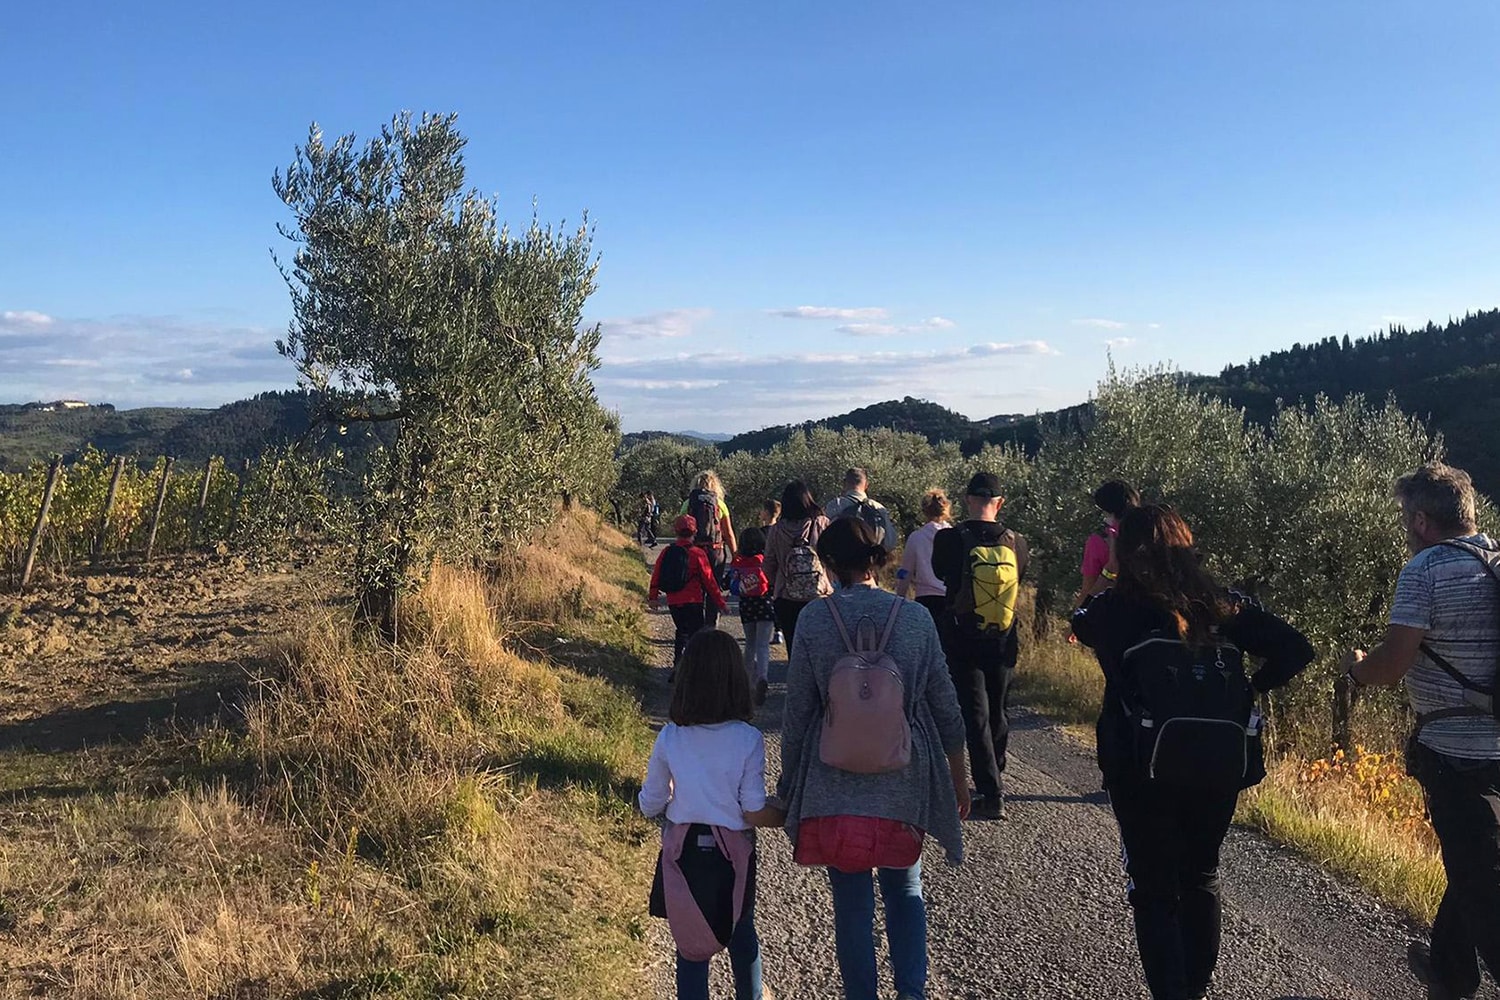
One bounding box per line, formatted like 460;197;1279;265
819;597;912;774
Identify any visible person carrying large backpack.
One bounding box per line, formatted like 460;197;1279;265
774;517;969;1000
1072;504;1313;1000
1341;463;1500;1000
824;467;897;554
681;470;738;630
763;480;832;654
650;515;729;675
930;472;1030;820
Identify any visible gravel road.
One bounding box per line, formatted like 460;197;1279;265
636;543;1494;1000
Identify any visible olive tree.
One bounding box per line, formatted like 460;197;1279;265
274;112;617;634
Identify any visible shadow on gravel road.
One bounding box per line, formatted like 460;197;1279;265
1007;790;1110;806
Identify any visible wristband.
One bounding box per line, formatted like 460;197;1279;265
1100;568;1118;581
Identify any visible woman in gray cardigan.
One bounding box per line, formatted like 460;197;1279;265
774;517;970;1000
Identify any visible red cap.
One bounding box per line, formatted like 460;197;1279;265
674;514;697;536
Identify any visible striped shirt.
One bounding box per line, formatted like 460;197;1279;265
1389;533;1500;759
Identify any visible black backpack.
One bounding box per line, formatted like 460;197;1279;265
1120;629;1263;789
836;495;889;549
688;489;723;548
658;545;692;594
1415;539;1500;730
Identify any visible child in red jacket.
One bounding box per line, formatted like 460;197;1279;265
650;515;728;674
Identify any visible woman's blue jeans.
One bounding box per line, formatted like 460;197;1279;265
827;861;927;999
674;900;762;1000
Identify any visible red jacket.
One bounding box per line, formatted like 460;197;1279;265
650;540;728;610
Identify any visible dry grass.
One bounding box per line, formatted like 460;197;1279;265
1018;620;1448;926
0;509;657;999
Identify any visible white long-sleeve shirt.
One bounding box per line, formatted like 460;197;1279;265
638;721;767;829
898;520;951;598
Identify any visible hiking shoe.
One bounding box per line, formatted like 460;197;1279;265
972;795;1004;821
1407;940;1474;1000
755;679;768;706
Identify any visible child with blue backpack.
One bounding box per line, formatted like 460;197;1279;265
641;629;785;1000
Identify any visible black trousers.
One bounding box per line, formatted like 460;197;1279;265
1107;778;1239;1000
701;546;725;630
941;625;1017;799
1408;740;1500;998
668;603;706;667
773;598;812;655
915;595;947;624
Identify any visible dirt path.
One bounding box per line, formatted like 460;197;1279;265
634;541;1492;1000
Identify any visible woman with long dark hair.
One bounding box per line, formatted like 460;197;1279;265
1071;505;1313;1000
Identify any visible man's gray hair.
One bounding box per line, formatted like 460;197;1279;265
1395;462;1477;533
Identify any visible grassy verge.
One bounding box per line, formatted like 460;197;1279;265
0;510;656;998
1016;625;1445;925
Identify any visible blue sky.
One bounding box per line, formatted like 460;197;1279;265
2;2;1496;432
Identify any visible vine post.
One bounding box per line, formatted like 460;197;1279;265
144;457;176;564
19;455;64;593
193;458;216;544
93;455;128;560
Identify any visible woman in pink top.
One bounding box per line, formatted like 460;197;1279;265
1075;479;1140;607
898;488;953;623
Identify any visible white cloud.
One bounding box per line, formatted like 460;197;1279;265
0;313;295;408
1;310;54;326
769;305;888;321
597;339;1060;432
1146;323;1162;330
597;308;711;341
1073;318;1128;330
1105;337;1137;349
835;316;961;337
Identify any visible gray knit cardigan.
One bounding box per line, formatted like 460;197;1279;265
774;585;968;865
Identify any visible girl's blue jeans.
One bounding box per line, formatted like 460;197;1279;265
674;900;762;1000
827;861;927;1000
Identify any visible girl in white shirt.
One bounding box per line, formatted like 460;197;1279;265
898;488;953;623
640;629;783;1000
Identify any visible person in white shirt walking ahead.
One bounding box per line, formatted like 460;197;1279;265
640;629;785;1000
897;488;953;623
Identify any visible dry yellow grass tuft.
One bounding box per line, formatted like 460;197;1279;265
0;509;657;999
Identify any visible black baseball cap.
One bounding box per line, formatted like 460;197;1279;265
965;473;1003;498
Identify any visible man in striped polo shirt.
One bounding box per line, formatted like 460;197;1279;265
1344;462;1500;1000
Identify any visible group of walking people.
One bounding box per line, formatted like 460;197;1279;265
641;461;1500;1000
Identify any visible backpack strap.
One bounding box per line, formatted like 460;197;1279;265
824;597;857;655
875;597;904;653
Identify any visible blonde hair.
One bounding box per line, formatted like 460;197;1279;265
695;470;723;496
921;488;951;522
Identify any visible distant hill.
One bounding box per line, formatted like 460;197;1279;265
658;307;1500;497
709;395;1085;458
0;391;389;471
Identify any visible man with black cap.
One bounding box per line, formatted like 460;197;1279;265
931;472;1030;819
